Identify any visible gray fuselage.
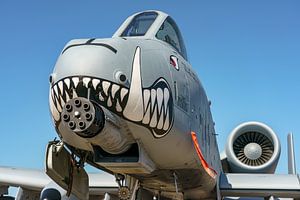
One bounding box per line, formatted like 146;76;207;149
49;10;222;199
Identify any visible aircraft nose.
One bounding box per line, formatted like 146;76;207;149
50;44;174;139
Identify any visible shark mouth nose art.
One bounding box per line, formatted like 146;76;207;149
50;47;174;138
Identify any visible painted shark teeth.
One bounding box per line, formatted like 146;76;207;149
102;81;110;96
49;47;173;138
140;78;173;136
92;79;100;90
122;46;173;137
49;90;59;121
50;76;128;122
64;78;70;89
72;77;79;88
83;77;91;87
120;88;128;103
111;84;120;99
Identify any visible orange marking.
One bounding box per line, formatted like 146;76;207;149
191;131;217;179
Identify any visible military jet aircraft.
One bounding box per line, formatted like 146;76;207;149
0;10;299;200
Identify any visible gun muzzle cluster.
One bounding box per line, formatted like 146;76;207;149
61;97;105;138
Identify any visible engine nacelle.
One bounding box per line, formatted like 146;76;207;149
225;121;281;173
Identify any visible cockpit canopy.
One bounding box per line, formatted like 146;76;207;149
114;11;188;60
121;12;158;37
155;16;187;60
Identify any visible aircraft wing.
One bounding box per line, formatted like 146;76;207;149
0;166;118;199
0;166;49;191
219;173;300;199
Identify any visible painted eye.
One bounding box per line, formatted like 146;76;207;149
49;73;56;85
49;73;54;84
119;74;127;82
115;71;127;84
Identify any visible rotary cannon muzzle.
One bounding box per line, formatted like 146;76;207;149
61;97;105;138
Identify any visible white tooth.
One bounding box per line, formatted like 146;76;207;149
142;105;151;124
56;96;62;112
92;79;100;90
72;77;79;88
51;88;55;102
149;106;157;128
163;111;169;131
151;89;156;110
64;78;70;89
83;77;91;87
49;92;60;121
157;112;164;129
53;85;58;97
60;95;65;107
58;82;64;105
102;81;111;96
58;81;64;93
123;47;144;121
143;89;150;110
107;96;112;107
116;100;122;112
120;88;128;102
164;88;170;113
65;92;70;102
99;93;105;101
111;84;120;99
157;88;163;113
57;81;66;108
73;88;78;98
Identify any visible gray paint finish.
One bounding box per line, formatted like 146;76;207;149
220;173;300;198
1;10;299;200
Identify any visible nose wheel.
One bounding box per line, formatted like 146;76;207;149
61;97;105;137
115;174;139;200
116;174;130;200
118;186;131;200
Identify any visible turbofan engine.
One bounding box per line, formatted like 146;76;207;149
224;121;281;173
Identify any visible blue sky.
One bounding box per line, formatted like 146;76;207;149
0;0;299;179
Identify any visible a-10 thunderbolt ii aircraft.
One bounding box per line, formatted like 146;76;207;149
0;10;299;200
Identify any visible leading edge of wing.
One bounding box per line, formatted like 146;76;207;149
0;166;50;191
0;166;118;194
219;173;300;198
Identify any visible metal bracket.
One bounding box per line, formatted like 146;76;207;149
45;141;89;200
287;133;297;174
173;172;179;194
115;173;125;187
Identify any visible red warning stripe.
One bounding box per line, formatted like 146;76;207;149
191;131;217;179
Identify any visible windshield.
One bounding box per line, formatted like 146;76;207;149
121;12;158;37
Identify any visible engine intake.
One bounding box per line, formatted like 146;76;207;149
225;121;281;173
